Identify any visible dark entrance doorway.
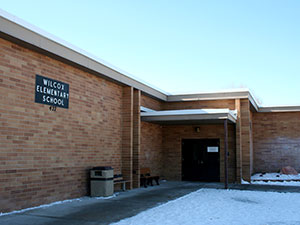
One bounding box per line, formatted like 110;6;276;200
182;139;220;181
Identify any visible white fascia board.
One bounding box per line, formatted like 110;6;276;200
141;113;236;123
140;106;156;112
247;90;259;111
227;113;237;123
229;110;237;119
167;89;250;102
258;106;300;112
0;9;167;101
141;109;230;116
167;89;259;111
141;109;236;123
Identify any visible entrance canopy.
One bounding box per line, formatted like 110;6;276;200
141;108;237;124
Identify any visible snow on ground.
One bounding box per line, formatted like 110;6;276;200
252;181;300;186
0;198;83;217
0;194;117;217
252;173;300;181
111;188;300;225
251;173;300;186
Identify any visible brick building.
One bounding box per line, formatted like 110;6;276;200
1;11;300;212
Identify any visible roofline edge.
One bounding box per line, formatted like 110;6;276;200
0;10;168;101
258;106;300;112
1;9;300;112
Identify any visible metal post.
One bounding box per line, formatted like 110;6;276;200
224;119;229;189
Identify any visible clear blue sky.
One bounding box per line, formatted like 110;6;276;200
1;0;300;106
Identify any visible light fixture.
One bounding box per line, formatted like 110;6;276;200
195;127;200;133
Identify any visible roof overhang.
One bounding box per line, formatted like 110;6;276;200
1;10;300;113
258;106;300;113
141;109;237;125
0;9;168;101
167;89;259;111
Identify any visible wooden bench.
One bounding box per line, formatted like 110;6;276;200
140;168;160;188
114;174;130;191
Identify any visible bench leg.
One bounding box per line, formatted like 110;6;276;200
155;178;159;185
147;178;153;186
122;182;126;191
140;178;147;188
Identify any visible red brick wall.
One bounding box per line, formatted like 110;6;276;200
250;110;254;174
253;112;300;173
6;31;300;213
140;96;237;182
133;89;141;188
239;99;253;181
162;125;236;182
140;122;163;176
140;95;164;176
121;87;133;189
141;94;163;111
0;38;123;212
164;99;235;110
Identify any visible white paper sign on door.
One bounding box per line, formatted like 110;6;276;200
207;146;219;152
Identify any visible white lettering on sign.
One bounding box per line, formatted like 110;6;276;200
43;79;65;90
43;96;65;106
36;85;69;99
207;146;219;153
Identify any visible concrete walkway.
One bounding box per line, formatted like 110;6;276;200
1;181;300;225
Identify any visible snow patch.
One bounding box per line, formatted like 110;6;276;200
111;188;300;225
95;193;118;200
0;194;117;217
250;173;300;186
252;173;300;181
241;179;250;184
0;198;82;217
252;181;300;186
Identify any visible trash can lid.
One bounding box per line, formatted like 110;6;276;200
92;166;113;170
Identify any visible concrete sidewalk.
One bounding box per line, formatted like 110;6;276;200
1;181;300;225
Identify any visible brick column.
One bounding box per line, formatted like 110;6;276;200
132;89;141;188
240;99;253;182
122;86;133;189
235;99;242;183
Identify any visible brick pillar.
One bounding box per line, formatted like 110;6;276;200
240;99;253;182
122;86;133;189
235;99;242;183
132;89;141;188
